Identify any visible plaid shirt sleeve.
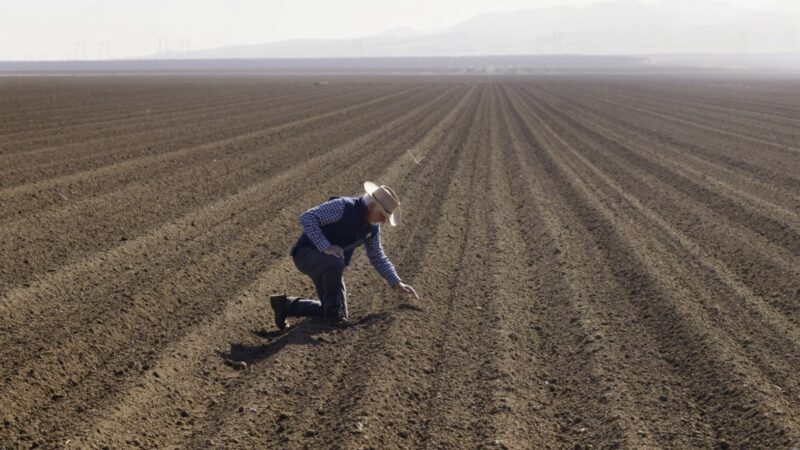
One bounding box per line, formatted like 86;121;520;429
365;227;402;287
299;198;346;252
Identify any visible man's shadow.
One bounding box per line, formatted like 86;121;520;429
218;306;414;367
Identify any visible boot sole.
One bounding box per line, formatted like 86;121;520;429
270;296;288;330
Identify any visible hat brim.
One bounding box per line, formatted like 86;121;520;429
364;181;400;227
363;181;379;195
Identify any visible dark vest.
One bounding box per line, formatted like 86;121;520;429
292;196;378;266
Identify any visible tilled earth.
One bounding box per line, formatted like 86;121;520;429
1;74;800;449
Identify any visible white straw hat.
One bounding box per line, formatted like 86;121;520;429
364;181;401;226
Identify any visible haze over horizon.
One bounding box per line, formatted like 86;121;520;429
1;0;799;61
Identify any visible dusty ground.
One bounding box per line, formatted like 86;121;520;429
1;74;800;449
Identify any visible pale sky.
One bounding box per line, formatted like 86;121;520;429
0;0;791;60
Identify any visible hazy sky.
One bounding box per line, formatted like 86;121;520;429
0;0;793;60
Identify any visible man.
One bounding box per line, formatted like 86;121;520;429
270;181;419;329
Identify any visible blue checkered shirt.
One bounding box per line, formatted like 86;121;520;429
299;197;402;287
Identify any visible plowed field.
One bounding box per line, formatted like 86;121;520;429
2;74;800;449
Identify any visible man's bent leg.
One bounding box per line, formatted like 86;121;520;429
287;297;323;316
320;264;346;318
291;246;347;318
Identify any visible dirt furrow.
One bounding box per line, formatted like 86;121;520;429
516;83;800;430
508;83;800;447
552;132;800;429
0;86;441;293
571;76;800;121
0;78;196;128
0;76;370;138
0;81;330;143
527;82;800;191
503;84;696;448
527;81;800;214
0;84;404;187
476;83;559;447
522;79;800;333
0;80;377;158
588;88;800;157
554;88;800;226
518;83;800;321
409;84;495;448
0;85;424;225
585;80;800;140
0;82;315;143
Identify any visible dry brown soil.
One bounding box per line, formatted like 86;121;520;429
1;74;800;449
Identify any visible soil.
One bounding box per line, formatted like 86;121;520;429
1;74;799;449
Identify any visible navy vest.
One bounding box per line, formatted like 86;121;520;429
292;196;378;266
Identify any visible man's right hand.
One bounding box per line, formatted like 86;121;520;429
323;245;345;259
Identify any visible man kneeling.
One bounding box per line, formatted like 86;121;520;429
270;181;419;329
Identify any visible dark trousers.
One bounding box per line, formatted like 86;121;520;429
290;246;348;319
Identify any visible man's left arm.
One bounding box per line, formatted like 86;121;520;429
365;229;401;286
365;229;420;299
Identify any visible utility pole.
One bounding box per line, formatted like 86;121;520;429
552;33;563;54
353;39;363;58
739;31;749;53
157;36;170;57
97;41;111;60
74;41;87;60
179;38;191;58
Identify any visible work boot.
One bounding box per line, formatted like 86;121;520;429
326;315;352;329
269;293;291;330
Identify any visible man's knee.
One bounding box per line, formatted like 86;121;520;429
316;252;345;273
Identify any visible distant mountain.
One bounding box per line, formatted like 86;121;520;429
372;26;423;38
441;2;664;38
152;0;800;59
650;0;745;26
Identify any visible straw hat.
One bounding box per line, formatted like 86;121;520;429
364;181;401;226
